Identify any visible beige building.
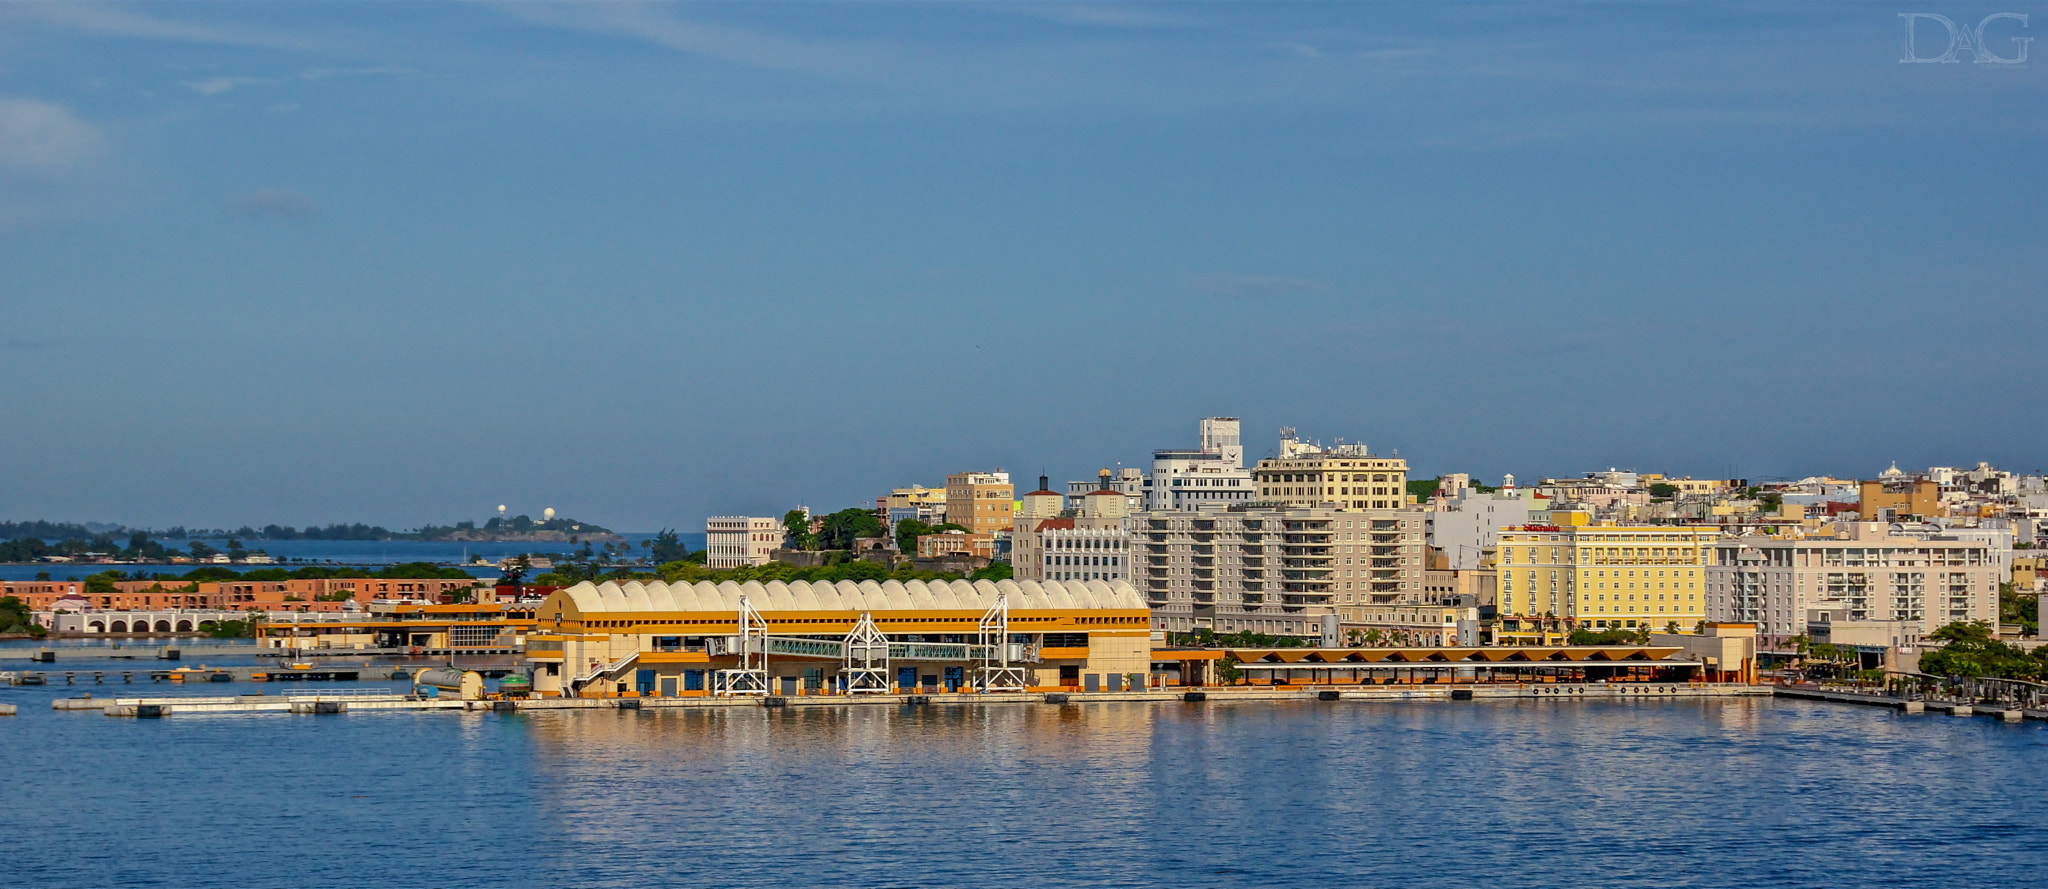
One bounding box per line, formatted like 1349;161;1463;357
916;530;995;560
705;516;783;568
1707;523;2002;649
1252;436;1408;511
1421;563;1497;608
1339;603;1479;647
1141;504;1424;642
1496;523;1718;644
946;470;1014;537
1859;478;1941;522
1013;472;1134;585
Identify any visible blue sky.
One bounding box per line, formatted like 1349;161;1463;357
1;1;2044;530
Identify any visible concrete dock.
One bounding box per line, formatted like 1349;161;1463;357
68;682;1769;717
1771;686;2046;722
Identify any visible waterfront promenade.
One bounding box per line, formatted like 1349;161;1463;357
62;681;1765;716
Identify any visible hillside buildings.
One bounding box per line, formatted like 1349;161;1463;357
883;485;947;527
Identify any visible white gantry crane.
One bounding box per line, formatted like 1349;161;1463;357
977;592;1027;693
713;595;771;696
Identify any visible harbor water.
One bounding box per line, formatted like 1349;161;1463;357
4;689;2046;888
0;533;702;581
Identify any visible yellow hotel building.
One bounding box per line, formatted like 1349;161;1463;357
528;577;1151;697
1495;523;1716;644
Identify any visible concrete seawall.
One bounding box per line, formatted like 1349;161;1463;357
80;682;1768;717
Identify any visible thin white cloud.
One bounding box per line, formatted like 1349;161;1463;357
0;97;102;172
228;189;317;221
494;2;887;76
297;66;415;81
6;3;317;51
182;76;267;96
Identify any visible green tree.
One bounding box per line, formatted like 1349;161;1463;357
968;561;1013;582
1648;483;1680;500
649;529;690;563
782;510;815;550
187;540;218;561
226;538;248;561
894;518;935;554
817;508;884;550
0;596;49;637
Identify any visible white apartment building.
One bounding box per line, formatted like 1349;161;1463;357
1706;523;2003;649
1140;504;1424;643
705;516;783;568
1147;417;1256;511
1427;485;1535;569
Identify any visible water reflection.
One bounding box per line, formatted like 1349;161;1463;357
6;695;2047;888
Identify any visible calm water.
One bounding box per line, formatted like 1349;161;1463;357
0;533;703;581
4;693;2046;888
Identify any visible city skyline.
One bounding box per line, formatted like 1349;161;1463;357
3;3;2044;529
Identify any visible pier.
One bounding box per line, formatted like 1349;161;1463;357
1772;686;2048;722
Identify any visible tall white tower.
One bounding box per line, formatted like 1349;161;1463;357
1199;417;1243;468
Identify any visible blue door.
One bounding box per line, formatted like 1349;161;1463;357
944;666;963;692
898;667;917;691
683;670;704;691
635;669;656;695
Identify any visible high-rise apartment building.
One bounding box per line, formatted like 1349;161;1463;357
945;470;1014;537
705;516;784;568
1494;523;1717;644
1706;523;2002;649
1140;504;1423;641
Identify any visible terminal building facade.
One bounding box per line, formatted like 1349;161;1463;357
526;578;1151;698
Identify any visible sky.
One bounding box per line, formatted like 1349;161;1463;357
1;1;2044;531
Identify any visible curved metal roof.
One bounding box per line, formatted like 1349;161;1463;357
549;577;1144;615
